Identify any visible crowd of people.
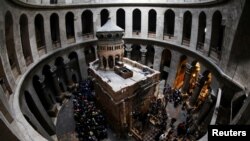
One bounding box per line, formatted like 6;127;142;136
73;80;108;141
153;83;197;141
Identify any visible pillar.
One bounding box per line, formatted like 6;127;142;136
14;19;26;73
181;63;194;94
76;49;88;79
125;9;132;37
59;12;67;48
197;95;213;125
190;12;199;50
74;11;83;43
64;60;74;90
174;10;184;45
153;46;164;71
39;77;58;117
189;74;206;106
43;14;53;52
156;10;164;40
28;16;39;62
50;66;65;103
203;15;212;56
140;45;147;65
125;44;132;59
167;50;181;86
141;9;149;38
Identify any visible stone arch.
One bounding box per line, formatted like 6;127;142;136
131;44;141;62
54;57;67;87
65;12;75;42
164;9;175;38
197;11;206;50
81;10;93;35
133;9;141;34
20;14;33;66
5;11;21;77
182;11;192;46
116;8;125;29
35;14;46;54
100;9;109;26
148;9;157;35
174;55;187;89
42;65;57;100
160;49;171;80
210;10;224;60
50;13;61;48
24;91;55;136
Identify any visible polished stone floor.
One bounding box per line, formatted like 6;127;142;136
56;80;187;141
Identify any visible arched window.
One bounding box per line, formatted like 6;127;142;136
133;9;141;35
148;9;157;37
5;11;21;77
164;9;175;39
116;9;125;29
182;11;192;46
50;13;61;48
81;10;93;37
100;9;109;26
65;12;75;43
210;11;224;60
35;14;45;55
20;14;33;66
197;12;206;50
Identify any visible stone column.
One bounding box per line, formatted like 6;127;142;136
94;45;98;60
125;44;132;59
203;15;212;56
39;77;57;116
140;45;147;65
28;16;39;62
76;49;88;79
105;56;110;70
125;9;132;37
141;8;149;38
174;10;184;45
99;56;104;69
181;63;194;94
93;9;100;38
189;74;206;106
167;50;181;86
153;46;164;71
59;12;67;48
50;66;65;103
64;60;74;89
190;12;199;50
14;19;26;73
197;95;213;125
74;11;83;43
43;14;53;52
156;10;164;40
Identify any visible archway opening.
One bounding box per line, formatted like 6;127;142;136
160;49;171;80
35;14;46;56
148;9;156;38
82;10;93;38
66;12;75;43
131;44;141;62
101;9;109;26
174;55;187;89
116;9;125;29
164;9;175;39
197;12;206;51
